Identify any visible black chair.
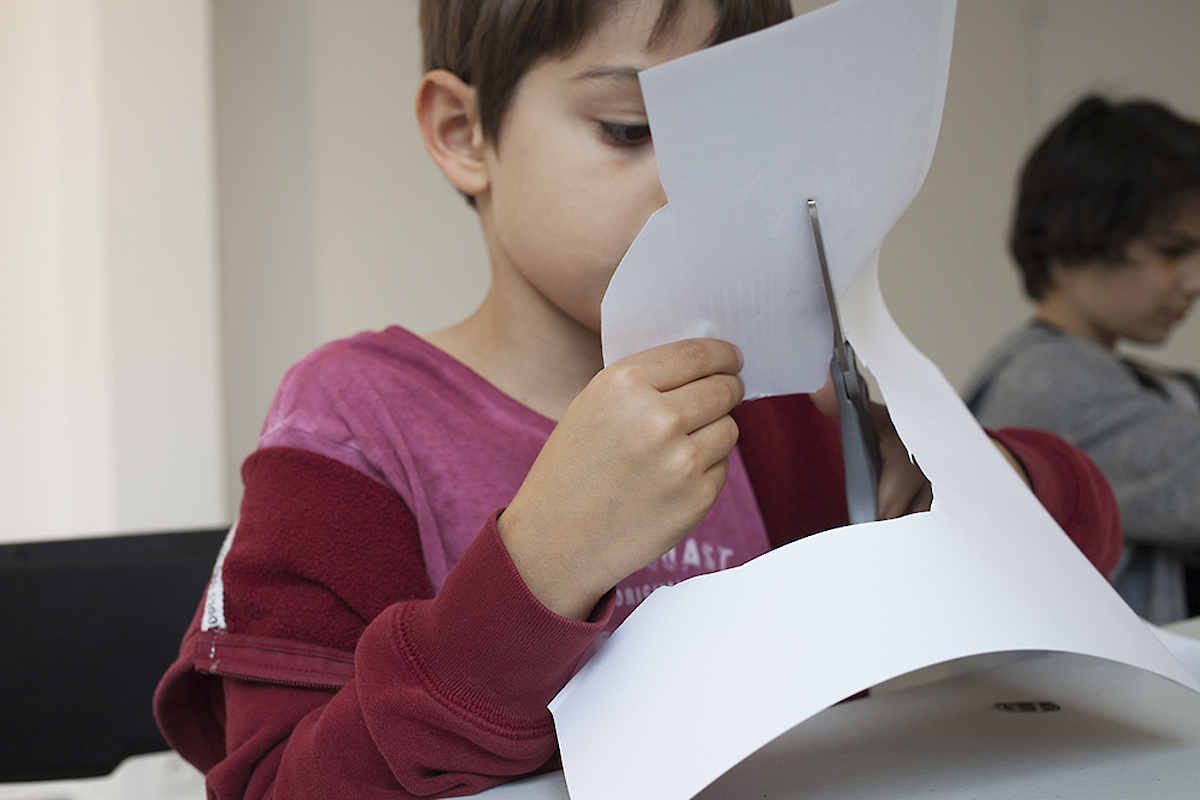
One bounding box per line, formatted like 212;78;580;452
0;527;227;782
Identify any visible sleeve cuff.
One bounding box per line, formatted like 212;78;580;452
395;511;613;727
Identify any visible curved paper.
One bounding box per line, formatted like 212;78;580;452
562;1;1200;799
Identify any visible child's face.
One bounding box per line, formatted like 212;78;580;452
1051;198;1200;347
477;0;718;334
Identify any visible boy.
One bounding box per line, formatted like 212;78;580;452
156;3;1120;798
966;95;1200;624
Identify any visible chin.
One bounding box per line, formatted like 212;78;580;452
1128;329;1172;346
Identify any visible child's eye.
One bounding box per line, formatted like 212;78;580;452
1146;231;1200;261
598;121;652;148
1156;243;1198;260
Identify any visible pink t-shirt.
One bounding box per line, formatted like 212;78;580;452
259;326;770;631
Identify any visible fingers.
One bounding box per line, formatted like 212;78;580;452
608;338;744;448
872;408;934;519
686;414;741;475
499;339;746;620
877;453;933;518
665;372;745;434
907;480;935;514
619;372;741;490
614;338;744;392
811;375;934;520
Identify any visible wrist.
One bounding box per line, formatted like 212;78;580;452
496;506;609;621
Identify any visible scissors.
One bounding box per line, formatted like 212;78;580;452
807;199;882;524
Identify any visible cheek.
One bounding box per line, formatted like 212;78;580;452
1136;260;1181;296
489;156;573;251
1104;268;1164;305
1135;272;1178;313
550;181;649;269
1103;274;1173;335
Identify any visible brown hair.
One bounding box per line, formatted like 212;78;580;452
420;0;793;143
1011;95;1200;299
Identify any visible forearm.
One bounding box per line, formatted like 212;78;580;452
161;448;610;798
215;521;609;799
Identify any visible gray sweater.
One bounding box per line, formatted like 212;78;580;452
964;323;1200;623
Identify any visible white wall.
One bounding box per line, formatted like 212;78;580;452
1;0;225;542
1;0;110;537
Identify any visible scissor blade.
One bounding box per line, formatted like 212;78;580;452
806;199;850;369
806;198;881;524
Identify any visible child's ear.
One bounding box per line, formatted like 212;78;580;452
416;70;488;198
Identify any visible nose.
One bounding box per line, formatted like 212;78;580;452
648;149;669;210
648;164;668;211
653;180;668;211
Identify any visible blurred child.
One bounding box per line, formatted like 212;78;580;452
966;95;1200;624
157;3;1120;797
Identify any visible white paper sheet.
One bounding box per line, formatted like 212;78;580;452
553;1;1200;800
1150;622;1200;683
601;0;955;398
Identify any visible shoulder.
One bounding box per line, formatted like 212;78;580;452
257;326;469;470
969;325;1119;382
1010;332;1127;387
265;327;461;425
278;326;440;388
966;325;1132;414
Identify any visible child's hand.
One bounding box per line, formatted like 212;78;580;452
499;339;745;621
810;375;934;519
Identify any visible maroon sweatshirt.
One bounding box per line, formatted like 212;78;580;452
155;327;1121;799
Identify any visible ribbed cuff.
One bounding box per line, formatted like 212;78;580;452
396;511;613;730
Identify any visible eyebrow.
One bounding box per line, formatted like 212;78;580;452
572;66;643;85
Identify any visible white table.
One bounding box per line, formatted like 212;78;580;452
480;618;1200;799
